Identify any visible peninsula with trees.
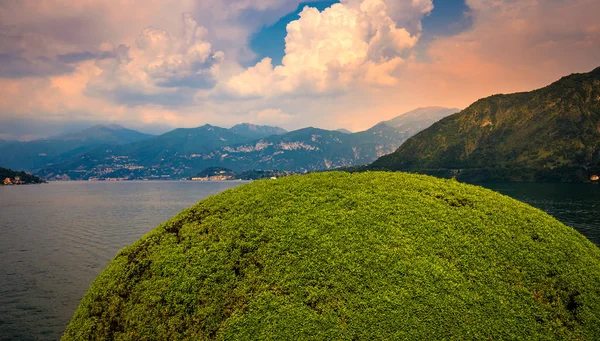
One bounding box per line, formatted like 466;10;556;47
1;167;45;185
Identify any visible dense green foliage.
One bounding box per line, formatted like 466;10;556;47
64;172;600;340
371;67;600;182
0;167;44;184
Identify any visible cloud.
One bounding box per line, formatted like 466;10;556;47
0;53;75;78
402;0;600;101
223;0;431;97
1;0;599;141
85;13;225;105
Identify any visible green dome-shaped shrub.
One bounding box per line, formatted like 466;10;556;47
63;172;600;340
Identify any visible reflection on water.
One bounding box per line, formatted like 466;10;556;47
0;181;598;340
0;181;248;341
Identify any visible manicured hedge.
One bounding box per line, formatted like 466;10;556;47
63;172;600;340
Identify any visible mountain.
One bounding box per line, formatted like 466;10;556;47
370;67;600;182
195;125;407;172
105;123;285;166
35;124;258;179
34;109;459;180
228;123;287;139
36;122;410;180
336;128;353;134
112;124;253;163
53;124;153;144
0;125;153;171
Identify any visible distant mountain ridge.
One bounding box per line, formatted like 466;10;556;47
2;107;457;180
36;124;407;179
33;108;456;180
52;124;153;144
229;123;287;139
370;67;600;182
0;124;283;172
0;125;154;171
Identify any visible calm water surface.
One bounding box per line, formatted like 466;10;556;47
0;181;248;341
0;181;598;340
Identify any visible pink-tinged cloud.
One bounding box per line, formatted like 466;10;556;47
0;0;599;139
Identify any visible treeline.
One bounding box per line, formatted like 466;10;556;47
193;167;297;180
0;167;44;184
238;169;296;180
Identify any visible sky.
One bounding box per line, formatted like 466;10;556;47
0;0;599;140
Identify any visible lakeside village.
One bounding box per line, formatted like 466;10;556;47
2;175;47;185
77;168;295;182
1;167;46;185
3;176;26;185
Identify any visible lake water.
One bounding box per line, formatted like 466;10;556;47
0;181;248;341
0;181;598;341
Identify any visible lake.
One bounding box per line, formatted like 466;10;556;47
0;181;248;341
0;181;598;341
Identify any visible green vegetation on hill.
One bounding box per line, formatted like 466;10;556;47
370;67;600;182
64;172;600;340
0;167;44;184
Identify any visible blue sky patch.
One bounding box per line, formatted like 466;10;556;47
422;0;472;39
249;1;339;66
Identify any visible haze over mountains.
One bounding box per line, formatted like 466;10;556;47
0;125;154;171
4;67;600;183
54;125;154;144
370;67;600;182
0;107;455;180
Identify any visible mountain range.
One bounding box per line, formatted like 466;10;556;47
0;125;154;171
3;107;455;180
369;67;600;182
5;68;598;183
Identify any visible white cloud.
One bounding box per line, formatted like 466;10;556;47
223;0;430;98
86;13;224;104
